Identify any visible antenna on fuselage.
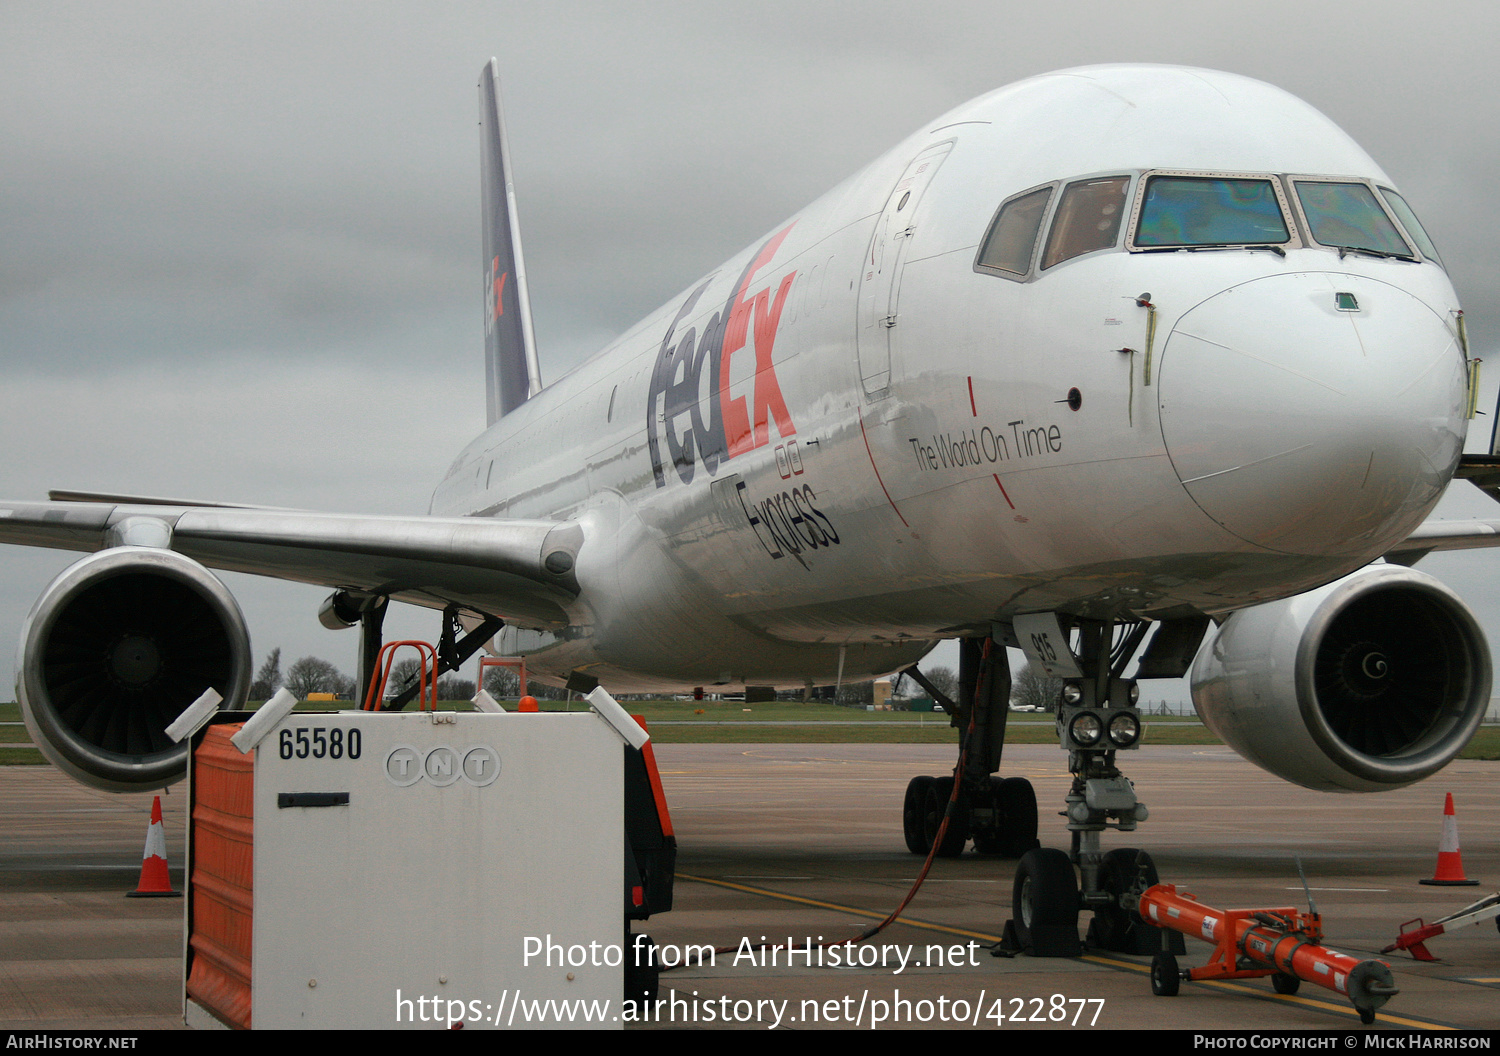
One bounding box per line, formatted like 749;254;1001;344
479;58;543;424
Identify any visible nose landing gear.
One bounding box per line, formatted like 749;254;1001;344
1010;847;1080;955
1004;616;1200;957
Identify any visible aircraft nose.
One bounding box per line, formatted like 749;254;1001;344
1157;273;1465;557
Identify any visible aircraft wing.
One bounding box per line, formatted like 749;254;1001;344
0;498;582;628
1382;456;1500;565
1384;519;1500;566
1453;453;1500;504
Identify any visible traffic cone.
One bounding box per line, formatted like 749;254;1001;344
126;795;181;898
1419;793;1479;886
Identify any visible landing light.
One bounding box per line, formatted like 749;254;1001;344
1069;712;1103;747
1060;705;1145;752
1108;711;1141;748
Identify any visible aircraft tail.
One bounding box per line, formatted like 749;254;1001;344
479;59;542;424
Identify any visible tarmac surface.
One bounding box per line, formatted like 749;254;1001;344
1;743;1496;1032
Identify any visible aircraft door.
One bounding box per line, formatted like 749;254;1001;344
857;142;953;396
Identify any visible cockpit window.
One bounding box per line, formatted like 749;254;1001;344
975;186;1052;276
1293;181;1412;258
1135;176;1289;247
1041;176;1129;269
1378;187;1442;264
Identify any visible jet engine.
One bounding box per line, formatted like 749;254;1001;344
1190;565;1490;792
16;547;251;792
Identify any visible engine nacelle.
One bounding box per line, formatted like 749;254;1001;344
1190;565;1490;792
17;547;251;792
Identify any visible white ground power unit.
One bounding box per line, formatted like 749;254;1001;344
184;709;630;1029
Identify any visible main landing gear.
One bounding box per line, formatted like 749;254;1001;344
901;638;1040;860
320;592;503;710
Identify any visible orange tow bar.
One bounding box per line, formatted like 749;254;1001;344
1137;882;1398;1024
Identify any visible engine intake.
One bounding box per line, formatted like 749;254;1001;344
17;547;251;792
1190;565;1490;792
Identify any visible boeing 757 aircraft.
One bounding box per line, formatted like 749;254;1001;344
4;62;1497;949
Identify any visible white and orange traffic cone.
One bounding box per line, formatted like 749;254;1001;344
1419;793;1479;887
126;795;181;898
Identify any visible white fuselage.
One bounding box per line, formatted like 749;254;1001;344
430;66;1466;691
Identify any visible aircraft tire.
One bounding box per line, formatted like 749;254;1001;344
1091;847;1159;951
902;776;935;854
624;933;659;1011
1271;972;1300;995
995;777;1040;857
925;777;969;858
1012;848;1078;947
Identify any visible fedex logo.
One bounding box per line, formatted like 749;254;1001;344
485;255;509;328
647;225;797;488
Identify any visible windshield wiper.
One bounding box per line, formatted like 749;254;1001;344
1337;246;1417;262
1137;243;1285;256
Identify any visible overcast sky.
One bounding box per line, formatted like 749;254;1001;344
3;1;1499;695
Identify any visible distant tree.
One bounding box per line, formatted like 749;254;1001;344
438;677;476;701
387;657;422;692
379;657;437;702
835;680;874;706
483;665;521;698
921;665;958;703
284;656;346;699
1011;663;1064;711
373;659;482;704
478;665;573;700
250;647;282;700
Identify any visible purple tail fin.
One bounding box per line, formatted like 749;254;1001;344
479;59;541;423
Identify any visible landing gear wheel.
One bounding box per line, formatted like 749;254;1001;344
1090;847;1160;953
1011;848;1078;949
1151;951;1181;997
902;776;935;854
994;777;1039;857
1271;972;1300;995
924;777;969;858
1358;1007;1376;1026
971;776;1005;855
972;777;1038;857
624;932;659;1011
